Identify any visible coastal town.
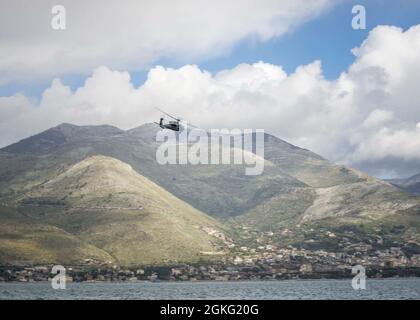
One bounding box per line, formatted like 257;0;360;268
2;222;420;282
2;242;420;282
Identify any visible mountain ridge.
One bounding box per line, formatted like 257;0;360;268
1;122;420;265
387;173;420;195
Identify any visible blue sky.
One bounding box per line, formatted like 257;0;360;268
2;0;420;177
1;0;420;98
199;0;420;79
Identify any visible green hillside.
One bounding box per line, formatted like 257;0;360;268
0;155;229;266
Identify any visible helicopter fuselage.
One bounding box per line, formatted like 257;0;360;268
161;122;180;131
156;117;180;131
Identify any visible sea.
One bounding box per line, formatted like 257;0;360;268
1;278;419;300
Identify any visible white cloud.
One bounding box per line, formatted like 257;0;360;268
2;25;420;178
0;0;333;84
348;127;420;163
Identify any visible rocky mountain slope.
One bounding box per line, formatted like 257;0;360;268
0;155;227;265
1;123;420;265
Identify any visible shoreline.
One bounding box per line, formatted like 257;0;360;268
2;273;420;283
3;262;420;283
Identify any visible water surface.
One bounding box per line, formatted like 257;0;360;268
1;278;419;300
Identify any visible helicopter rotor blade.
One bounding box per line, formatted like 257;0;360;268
154;107;181;122
154;106;204;130
179;120;201;129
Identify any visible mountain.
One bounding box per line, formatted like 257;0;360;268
263;133;364;187
0;155;228;265
3;123;124;155
1;123;420;265
1;123;418;224
237;170;418;229
387;173;420;195
0;123;306;219
0;207;114;265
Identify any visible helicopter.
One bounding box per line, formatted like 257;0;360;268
154;107;199;132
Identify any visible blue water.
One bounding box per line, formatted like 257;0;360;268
1;278;419;300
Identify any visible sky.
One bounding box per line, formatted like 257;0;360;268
1;0;420;178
